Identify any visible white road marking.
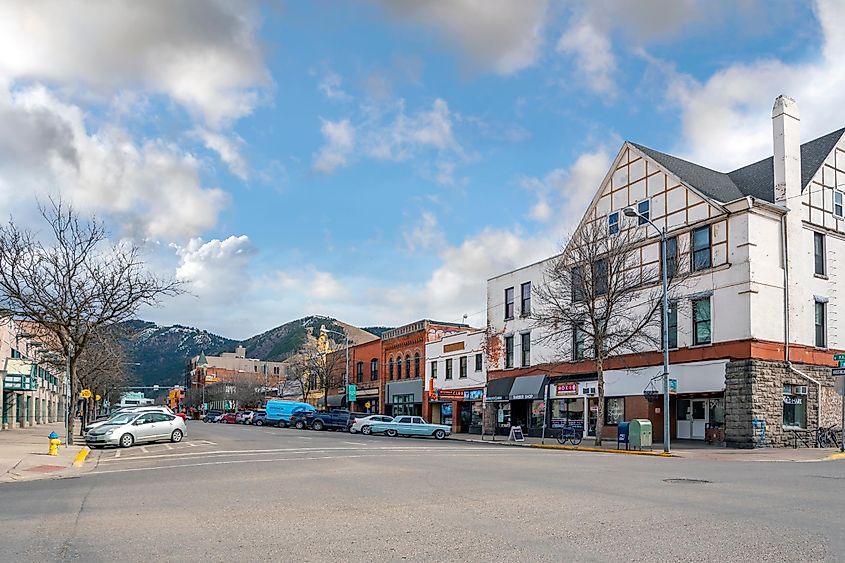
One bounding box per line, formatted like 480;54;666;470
114;450;121;459
165;444;173;450
201;440;217;445
140;446;149;453
343;441;367;446
88;452;529;476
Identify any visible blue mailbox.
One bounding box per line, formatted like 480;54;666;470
617;421;630;450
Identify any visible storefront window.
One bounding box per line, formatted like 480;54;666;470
530;400;545;430
604;397;624;425
496;403;511;429
470;403;483;430
442;402;453;427
550;398;584;429
783;385;806;428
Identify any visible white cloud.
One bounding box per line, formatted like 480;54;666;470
277;267;348;301
174;235;256;301
0;0;269;127
403;211;445;252
313;118;356;173
0;84;228;240
367;98;461;161
557;20;616;95
665;0;845;169
318;71;351;101
197;129;248;180
375;0;548;74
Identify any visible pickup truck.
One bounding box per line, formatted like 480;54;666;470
369;415;451;440
308;409;352;431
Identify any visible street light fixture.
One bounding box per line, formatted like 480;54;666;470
623;206;671;454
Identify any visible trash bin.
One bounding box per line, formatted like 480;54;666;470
629;419;653;450
617;421;630;450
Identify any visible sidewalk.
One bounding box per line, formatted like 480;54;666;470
450;433;844;462
0;422;92;483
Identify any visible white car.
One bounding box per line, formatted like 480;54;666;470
85;406;174;432
86;411;187;449
350;414;394;435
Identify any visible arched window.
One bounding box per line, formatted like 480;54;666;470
356;361;364;383
397;356;402;379
389;357;394;380
414;352;420;378
405;355;411;379
370;358;379;381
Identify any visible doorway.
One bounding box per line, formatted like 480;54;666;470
677;398;707;440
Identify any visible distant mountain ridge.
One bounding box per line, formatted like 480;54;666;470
119;316;379;386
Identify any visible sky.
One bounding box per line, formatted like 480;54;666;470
0;0;842;340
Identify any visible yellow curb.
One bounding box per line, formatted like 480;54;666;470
827;452;845;460
72;447;90;468
531;444;675;457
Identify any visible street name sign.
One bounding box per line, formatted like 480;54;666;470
832;368;845;377
834;354;845;361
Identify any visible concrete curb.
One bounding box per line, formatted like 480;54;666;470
530;444;675;457
72;447;90;468
827;452;845;460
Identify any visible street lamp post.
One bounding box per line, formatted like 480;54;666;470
623;207;671;454
320;327;350;408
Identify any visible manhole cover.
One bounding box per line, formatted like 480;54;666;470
663;478;711;484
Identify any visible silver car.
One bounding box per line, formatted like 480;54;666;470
86;411;187;449
85;406;174;432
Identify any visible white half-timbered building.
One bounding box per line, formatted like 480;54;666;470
485;96;844;447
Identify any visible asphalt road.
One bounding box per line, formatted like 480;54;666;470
1;421;844;562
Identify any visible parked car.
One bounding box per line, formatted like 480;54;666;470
289;409;314;430
86;411;187;449
235;411;254;424
202;411;223;423
369;416;451;440
309;409;352;431
85;406;175;431
220;413;238;424
345;411;371;431
265;400;316;427
252;411;267;426
350;414;394;435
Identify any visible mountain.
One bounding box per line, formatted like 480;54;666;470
363;326;392;337
119;320;237;387
120;316;379;386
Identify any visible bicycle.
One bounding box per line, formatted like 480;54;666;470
556;426;583;446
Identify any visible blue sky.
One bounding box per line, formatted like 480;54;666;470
0;1;841;339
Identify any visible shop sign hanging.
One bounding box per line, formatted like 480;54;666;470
556;382;578;396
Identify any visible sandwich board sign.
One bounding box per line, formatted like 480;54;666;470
508;426;525;442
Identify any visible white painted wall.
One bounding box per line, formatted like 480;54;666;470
425;330;486;391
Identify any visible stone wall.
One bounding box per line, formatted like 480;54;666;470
725;359;840;447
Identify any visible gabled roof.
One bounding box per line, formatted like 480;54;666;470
630;127;845;204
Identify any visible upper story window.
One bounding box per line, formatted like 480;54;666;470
520;282;531;316
692;226;712;271
504;287;515;320
593;259;608;296
815;300;827;348
666;300;678;349
431;361;438;379
571;266;584;303
370;359;379;381
475;353;483;371
608;211;620;235
637;199;650;225
393;356;399;379
520;332;531;367
445;358;453;380
459;356;468;378
414;352;420;378
834;190;844;218
814;232;826;276
572;324;586;361
692;297;712;345
356;361;364;383
405;355;411;379
504;336;514;368
664;236;679;278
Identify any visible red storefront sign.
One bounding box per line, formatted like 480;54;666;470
556;382;579;396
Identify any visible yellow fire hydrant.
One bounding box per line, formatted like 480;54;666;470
48;431;61;456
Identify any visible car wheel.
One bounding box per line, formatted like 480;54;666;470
295;420;305;430
362;426;372;435
119;433;134;448
171;429;183;443
434;429;446;440
255;420;264;426
386;429;398;438
312;420;324;431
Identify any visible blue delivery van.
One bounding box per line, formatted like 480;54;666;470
265;400;316;427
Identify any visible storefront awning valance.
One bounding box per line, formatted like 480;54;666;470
486;377;514;401
509;375;548;400
326;394;347;407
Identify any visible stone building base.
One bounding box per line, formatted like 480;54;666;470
725;359;839;448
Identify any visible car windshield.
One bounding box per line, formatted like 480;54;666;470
103;413;138;425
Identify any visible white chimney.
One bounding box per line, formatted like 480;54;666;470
772;95;801;206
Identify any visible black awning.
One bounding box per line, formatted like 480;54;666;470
508;375;548;401
326;394;347;407
486;377;515;401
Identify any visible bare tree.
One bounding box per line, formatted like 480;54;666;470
0;200;181;442
532;218;686;446
75;326;131;430
285;350;315;403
